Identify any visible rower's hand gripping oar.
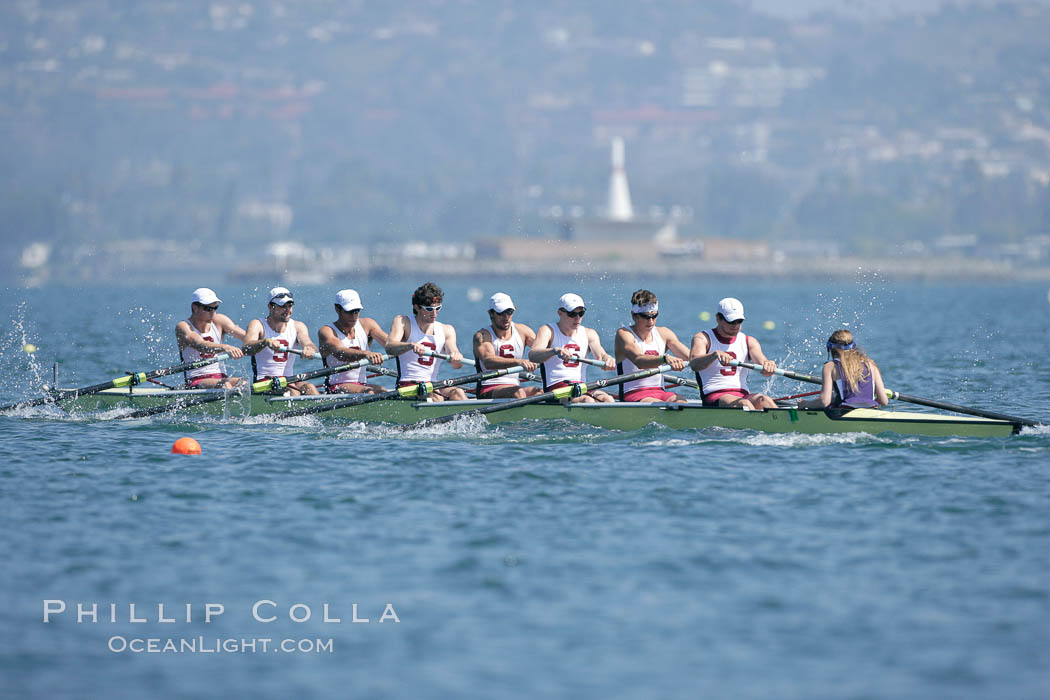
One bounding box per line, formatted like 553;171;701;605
729;360;1041;429
273;365;528;419
0;353;234;412
252;354;391;394
409;363;674;430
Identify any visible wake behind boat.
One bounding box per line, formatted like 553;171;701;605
56;386;1024;438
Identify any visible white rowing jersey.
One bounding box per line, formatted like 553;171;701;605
696;329;750;395
620;326;666;393
478;324;524;388
181;320;227;380
397;315;446;382
542;323;590;387
324;321;368;387
252;319;298;380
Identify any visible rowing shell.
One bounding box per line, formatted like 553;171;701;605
54;387;1022;438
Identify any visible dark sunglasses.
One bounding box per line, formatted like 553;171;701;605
723;318;743;324
200;304;219;312
270;301;294;308
493;309;514;316
564;309;585;318
635;312;658;320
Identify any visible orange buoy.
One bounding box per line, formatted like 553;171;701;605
172;437;202;455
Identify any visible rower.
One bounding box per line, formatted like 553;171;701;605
688;297;777;409
243;287;320;396
797;330;889;409
174;287;247;388
528;293;616;403
385;282;467;402
317;289;389;395
613;289;690;403
472;292;542;399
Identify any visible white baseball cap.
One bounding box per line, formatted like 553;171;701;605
268;286;294;305
558;293;586;312
191;288;221;305
335;289;363;312
489;292;515;313
717;297;745;322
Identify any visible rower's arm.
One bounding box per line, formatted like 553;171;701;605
176;320;242;357
586;329;616;370
364;317;390;348
442;324;464;368
383;315;415;355
528;324;557;362
295;321;318;359
216;314;248;343
688;331;718;371
870;362;889;406
819;361;836;407
746;336;776;375
241;320;276;355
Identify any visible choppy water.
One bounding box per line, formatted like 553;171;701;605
1;278;1048;699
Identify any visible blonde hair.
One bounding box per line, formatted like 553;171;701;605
827;329;875;393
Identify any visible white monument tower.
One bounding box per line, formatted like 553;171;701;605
607;137;634;221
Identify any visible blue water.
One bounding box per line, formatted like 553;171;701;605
1;278;1048;699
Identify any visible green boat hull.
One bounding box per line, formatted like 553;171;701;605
58;387;1021;438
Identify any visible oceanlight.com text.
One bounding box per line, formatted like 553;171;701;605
108;636;334;654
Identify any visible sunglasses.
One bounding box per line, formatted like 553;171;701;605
563;309;585;318
723;318;743;324
270;301;294;308
635;312;658;320
493;309;514;316
420;305;442;312
200;304;219;312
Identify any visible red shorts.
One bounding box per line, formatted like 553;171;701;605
623;387;678;402
478;383;518;397
188;373;226;387
702;388;748;406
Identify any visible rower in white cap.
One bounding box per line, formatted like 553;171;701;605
688;297;778;409
529;292;616;403
243;286;320;395
472;292;542;399
317;289;390;394
175;287;248;388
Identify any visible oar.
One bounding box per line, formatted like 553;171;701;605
252;354;391;394
730;360;1041;428
273;365;527;419
0;353;234;412
423;351;543;383
409;363;674;430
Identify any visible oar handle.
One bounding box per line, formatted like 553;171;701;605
730;360;820;384
423;350;474;366
285;347;319;359
568;355;613;370
424;350;542;383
